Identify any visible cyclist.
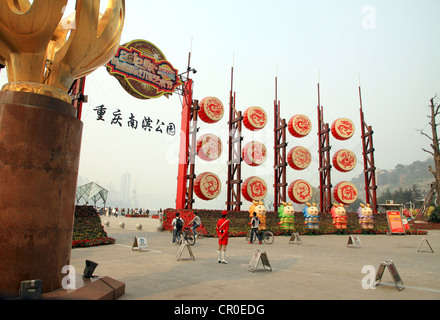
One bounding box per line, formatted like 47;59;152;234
189;212;202;238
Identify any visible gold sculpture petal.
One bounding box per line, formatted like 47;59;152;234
0;0;125;103
46;0;125;91
0;0;68;83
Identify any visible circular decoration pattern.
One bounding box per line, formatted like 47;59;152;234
288;180;313;204
332;149;357;172
287;146;312;170
242;141;267;167
241;176;267;202
194;172;222;200
331;118;355;140
333;181;358;205
196;133;222;161
288;114;312;138
198;97;224;124
243;106;267;131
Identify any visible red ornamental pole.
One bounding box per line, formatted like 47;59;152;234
68;76;87;120
176;79;193;209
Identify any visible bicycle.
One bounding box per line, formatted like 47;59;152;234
178;228;196;246
246;229;274;244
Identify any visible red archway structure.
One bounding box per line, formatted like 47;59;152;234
359;86;378;213
226;67;243;211
317;83;332;214
273;76;287;212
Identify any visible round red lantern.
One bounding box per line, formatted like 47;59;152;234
288;180;313;204
287;146;311;170
198;97;224;124
196;133;222;161
333;181;358;205
241;176;267;202
331;118;355;140
243;106;267;131
194;172;222;200
242;141;267;167
288;114;312;138
332;149;357;172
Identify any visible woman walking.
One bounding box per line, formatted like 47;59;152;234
216;211;230;264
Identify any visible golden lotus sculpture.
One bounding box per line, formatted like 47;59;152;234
0;0;125;103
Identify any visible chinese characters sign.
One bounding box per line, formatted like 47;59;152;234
93;105;176;136
106;39;182;100
386;211;405;234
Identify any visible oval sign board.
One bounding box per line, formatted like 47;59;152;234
106;39;182;100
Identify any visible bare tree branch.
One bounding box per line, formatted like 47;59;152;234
422;148;434;156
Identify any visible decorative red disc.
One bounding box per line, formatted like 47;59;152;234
333;181;358;205
241;176;267;202
287;146;311;170
198;97;224;124
288;114;312;138
194;172;222;200
288;180;313;204
196;133;222;161
242;141;267;167
332;149;357;172
331;118;355;140
243;107;267;131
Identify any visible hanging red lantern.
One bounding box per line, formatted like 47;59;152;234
288;180;313;204
194;172;222;200
242;141;267;167
288;114;312;138
331;118;355;140
198;97;224;124
243;106;267;131
332;149;357;172
287;146;311;170
333;181;358;205
241;176;267;202
196;133;222;161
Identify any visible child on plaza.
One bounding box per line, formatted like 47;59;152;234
249;212;262;244
216;211;229;264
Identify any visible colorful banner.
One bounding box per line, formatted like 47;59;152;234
106;39;182;100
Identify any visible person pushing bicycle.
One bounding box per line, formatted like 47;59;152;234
249;212;262;244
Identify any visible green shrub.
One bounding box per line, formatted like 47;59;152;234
427;206;440;223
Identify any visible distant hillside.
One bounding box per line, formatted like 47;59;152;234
351;158;435;197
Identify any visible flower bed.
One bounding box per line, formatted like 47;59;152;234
409;221;440;231
72;205;115;248
163;208;427;236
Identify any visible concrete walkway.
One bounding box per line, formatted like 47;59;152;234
69;215;440;301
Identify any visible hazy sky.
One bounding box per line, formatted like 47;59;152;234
1;0;439;210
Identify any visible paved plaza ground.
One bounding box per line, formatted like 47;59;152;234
69;215;440;303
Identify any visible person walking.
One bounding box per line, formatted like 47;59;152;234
216;211;230;264
171;212;184;245
249;212;262;244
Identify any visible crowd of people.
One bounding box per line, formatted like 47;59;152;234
170;210;269;265
98;207;163;217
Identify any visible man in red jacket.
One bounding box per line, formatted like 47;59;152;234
216;211;230;264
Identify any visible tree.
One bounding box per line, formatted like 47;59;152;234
420;96;440;214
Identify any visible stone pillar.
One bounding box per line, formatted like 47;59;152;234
0;91;83;298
